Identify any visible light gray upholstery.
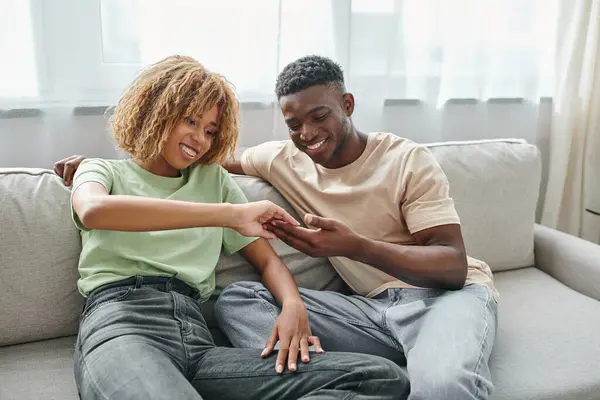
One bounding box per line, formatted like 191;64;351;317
0;169;83;346
1;139;599;400
429;139;541;271
534;223;600;301
0;336;79;400
491;267;600;400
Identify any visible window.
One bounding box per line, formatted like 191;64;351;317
0;0;559;108
0;0;38;102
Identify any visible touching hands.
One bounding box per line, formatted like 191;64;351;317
261;300;324;374
231;201;300;240
266;214;365;258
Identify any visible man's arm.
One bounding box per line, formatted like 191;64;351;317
222;159;246;175
351;223;468;289
268;215;468;290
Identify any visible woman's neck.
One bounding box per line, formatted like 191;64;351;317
134;157;181;177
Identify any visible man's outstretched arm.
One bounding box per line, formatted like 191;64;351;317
267;215;468;290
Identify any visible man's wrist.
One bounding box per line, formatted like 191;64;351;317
345;234;375;263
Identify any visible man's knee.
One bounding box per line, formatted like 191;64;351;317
214;281;270;323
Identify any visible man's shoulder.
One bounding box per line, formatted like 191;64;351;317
368;132;425;160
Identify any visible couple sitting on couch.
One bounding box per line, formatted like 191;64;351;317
55;54;498;400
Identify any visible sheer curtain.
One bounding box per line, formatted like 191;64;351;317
541;0;600;242
1;0;557;106
1;0;561;164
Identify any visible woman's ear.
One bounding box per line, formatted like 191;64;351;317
342;93;355;116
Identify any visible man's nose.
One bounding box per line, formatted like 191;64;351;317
300;125;318;142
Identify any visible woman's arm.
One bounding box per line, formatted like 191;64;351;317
72;181;297;238
239;239;323;374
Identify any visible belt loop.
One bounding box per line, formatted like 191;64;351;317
167;273;178;291
135;275;143;289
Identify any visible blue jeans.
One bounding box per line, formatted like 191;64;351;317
215;282;498;400
74;276;408;400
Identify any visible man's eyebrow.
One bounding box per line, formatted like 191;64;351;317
285;106;329;123
307;106;329;115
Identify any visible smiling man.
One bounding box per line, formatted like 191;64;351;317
215;55;499;400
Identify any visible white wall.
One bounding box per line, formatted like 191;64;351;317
0;101;551;220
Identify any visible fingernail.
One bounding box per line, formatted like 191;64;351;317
318;348;325;353
261;349;267;357
290;363;296;371
276;364;283;374
302;356;309;362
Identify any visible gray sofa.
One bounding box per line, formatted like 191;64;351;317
1;139;599;400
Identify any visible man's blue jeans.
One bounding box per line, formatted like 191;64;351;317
215;282;498;400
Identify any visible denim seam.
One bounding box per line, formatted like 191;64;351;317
80;353;110;400
471;289;493;398
251;288;281;320
171;292;192;379
80;287;134;324
380;301;404;353
342;379;362;400
302;303;387;332
194;366;358;380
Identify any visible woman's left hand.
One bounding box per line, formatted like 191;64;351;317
260;301;324;373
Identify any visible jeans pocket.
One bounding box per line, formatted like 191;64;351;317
81;286;134;323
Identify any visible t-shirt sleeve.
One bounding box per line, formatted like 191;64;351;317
240;141;286;180
221;168;259;255
71;159;114;231
400;146;461;234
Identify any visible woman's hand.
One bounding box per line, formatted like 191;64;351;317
261;300;324;373
231;201;299;239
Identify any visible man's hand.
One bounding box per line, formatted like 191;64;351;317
266;214;365;258
231;201;300;239
261;300;323;373
54;155;86;186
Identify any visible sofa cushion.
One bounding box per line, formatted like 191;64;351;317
0;336;79;400
490;267;600;400
428;139;541;271
0;169;84;346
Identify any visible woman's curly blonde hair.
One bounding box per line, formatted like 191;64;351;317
110;55;239;165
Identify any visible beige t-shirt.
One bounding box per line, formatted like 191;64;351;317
241;132;497;298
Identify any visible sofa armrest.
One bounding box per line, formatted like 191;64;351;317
534;223;600;301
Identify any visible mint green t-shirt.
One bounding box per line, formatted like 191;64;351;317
71;159;257;301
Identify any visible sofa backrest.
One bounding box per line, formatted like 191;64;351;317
428;139;541;271
0;138;541;346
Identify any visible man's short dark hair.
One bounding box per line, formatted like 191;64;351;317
275;55;345;99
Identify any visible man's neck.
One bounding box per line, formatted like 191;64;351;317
323;129;369;169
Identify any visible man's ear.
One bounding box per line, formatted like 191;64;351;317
342;93;355;116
